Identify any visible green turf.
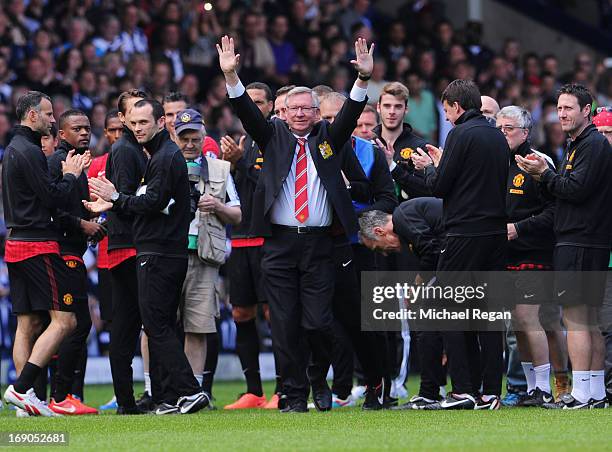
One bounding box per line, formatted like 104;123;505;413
1;380;611;451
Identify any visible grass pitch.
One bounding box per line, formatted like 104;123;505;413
1;379;611;451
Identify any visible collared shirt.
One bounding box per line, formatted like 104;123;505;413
226;80;367;227
270;133;333;227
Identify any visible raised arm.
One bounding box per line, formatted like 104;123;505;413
217;35;273;148
328;38;374;149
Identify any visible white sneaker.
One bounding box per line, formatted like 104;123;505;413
351;385;367;400
332;394;356;408
3;385;59;417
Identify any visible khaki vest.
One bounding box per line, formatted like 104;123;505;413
197;157;230;266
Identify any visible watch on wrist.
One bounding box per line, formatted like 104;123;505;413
110;191;120;202
358;73;371;81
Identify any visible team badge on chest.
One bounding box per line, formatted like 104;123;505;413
318;141;333;159
400;147;413;159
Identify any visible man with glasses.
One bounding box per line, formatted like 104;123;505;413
217;35;374;413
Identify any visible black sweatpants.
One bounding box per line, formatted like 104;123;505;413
262;229;334;405
307;240;384;395
437;234;506;396
413;331;446;400
137;254;200;405
109;256;141;409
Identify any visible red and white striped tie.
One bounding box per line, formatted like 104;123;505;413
294;138;309;223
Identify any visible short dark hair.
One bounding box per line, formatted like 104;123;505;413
117;89;147;114
246;82;273;102
558;83;593;112
133;98;165;121
312;85;334;98
47;123;58;138
162;91;188;105
441;79;481;111
58;109;88;130
275;85;296;97
104;108;120;128
16;91;51;121
362;104;379;121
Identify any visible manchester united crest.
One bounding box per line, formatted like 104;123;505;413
512;173;525;187
66;260;78;269
400;147;413;159
318;141;333;159
63;293;73;306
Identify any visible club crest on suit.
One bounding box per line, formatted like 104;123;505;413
318;141;334;159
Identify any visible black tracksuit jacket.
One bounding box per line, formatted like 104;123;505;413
392;197;444;273
540;123;612;249
423;109;509;236
2;125;76;241
506;140;556;266
47;140;91;256
105;126;148;250
112;129;190;257
372;122;429;200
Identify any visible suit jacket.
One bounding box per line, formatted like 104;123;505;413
229;91;368;237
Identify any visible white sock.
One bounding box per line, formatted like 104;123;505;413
144;372;152;396
521;362;535;393
571;371;590;403
589;370;605;401
534;363;551;393
194;374;203;387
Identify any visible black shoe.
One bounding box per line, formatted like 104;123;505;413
280;401;308;413
116;405;145;415
135;392;155;412
153;402;180;415
391;395;439;410
436;393;476;410
312;384;332;412
177;391;209;414
519;388;554;407
278;393;288;410
362;384;383;411
474;395;501;410
543;393;589;409
383;395;398;409
589;397;609;409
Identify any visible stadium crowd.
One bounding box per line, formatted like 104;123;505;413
0;0;612;415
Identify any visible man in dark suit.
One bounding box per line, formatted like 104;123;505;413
217;35;374;412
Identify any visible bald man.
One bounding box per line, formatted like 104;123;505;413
481;96;500;120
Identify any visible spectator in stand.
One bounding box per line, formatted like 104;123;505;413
405;72;437;143
154;23;185;84
92;15;122;58
118;4;149;62
268;15;297;87
238;11;275;85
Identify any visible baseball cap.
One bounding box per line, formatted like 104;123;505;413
593;107;612;127
175;109;205;135
202;136;220;159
